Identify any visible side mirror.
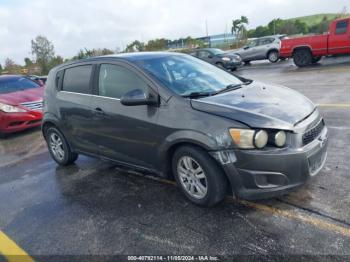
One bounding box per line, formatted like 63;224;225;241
208;55;213;59
120;89;158;106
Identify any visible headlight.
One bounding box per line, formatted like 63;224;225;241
229;129;268;149
0;102;26;113
221;57;231;62
274;131;286;147
254;130;268;149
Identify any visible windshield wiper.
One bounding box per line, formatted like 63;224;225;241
182;92;213;98
212;83;243;95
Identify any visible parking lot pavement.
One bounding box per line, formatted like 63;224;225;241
0;58;350;259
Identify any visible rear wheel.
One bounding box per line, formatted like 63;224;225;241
268;50;279;63
172;145;227;207
45;127;78;166
293;49;312;67
0;132;7;139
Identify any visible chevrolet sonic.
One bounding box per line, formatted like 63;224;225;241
43;52;328;206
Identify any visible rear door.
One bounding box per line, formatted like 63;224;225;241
90;62;160;169
328;19;350;55
241;39;259;60
57;63;98;154
256;38;275;59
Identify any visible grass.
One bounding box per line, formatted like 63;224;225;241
286;13;347;27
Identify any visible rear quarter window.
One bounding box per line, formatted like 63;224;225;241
62;65;92;94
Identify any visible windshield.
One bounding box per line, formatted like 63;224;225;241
210;49;225;55
135;54;242;96
0;77;40;94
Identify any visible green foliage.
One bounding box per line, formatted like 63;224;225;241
72;48;115;60
126;40;145;52
4;58;22;74
231;16;249;41
31;35;55;74
145;38;169;51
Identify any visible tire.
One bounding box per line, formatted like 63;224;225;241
312;56;322;64
267;50;279;63
172;145;227;207
293;49;312;67
0;132;7;139
45;126;78;166
244;61;251;65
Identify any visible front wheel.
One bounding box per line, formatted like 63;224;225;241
45;127;78;166
268;50;279;63
172;146;227;207
293;49;312;67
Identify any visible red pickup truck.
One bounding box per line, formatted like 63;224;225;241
280;17;350;67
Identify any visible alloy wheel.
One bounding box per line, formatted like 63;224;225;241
177;156;208;199
49;133;65;161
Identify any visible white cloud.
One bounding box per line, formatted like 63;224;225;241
0;0;348;65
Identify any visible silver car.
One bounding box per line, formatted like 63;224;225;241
230;35;286;63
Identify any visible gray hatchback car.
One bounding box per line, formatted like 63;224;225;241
230;35;286;63
43;52;328;206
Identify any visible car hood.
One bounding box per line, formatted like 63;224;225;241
0;87;44;106
190;82;315;130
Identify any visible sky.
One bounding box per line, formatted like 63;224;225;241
0;0;349;65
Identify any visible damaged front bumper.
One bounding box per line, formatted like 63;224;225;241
210;126;328;200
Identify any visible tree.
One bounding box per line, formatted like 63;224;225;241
72;48;115;60
126;40;145;52
48;56;64;70
0;63;2;73
145;38;168;51
4;58;21;74
24;57;33;67
31;35;55;74
231;16;249;47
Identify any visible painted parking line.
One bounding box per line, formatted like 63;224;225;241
144;175;350;238
0;231;34;262
317;104;350;108
237;200;350;237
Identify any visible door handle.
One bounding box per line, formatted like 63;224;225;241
94;107;106;116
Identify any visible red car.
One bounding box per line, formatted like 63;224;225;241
280;17;350;67
0;75;44;137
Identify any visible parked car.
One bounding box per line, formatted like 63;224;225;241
0;75;44;137
27;75;47;86
230;35;287;63
280;17;350;67
43;52;328;206
190;48;242;71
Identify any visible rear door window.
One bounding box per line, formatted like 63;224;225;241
259;38;274;46
335;20;349;34
62;65;92;94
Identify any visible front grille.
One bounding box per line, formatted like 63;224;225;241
20;100;43;111
302;119;324;145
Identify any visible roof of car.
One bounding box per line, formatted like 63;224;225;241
53;51;185;70
0;75;25;80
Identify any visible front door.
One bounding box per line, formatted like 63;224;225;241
90;62;160;169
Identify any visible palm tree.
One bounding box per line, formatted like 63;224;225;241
231;16;249;47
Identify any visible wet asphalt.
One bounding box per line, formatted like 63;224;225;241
0;57;349;259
